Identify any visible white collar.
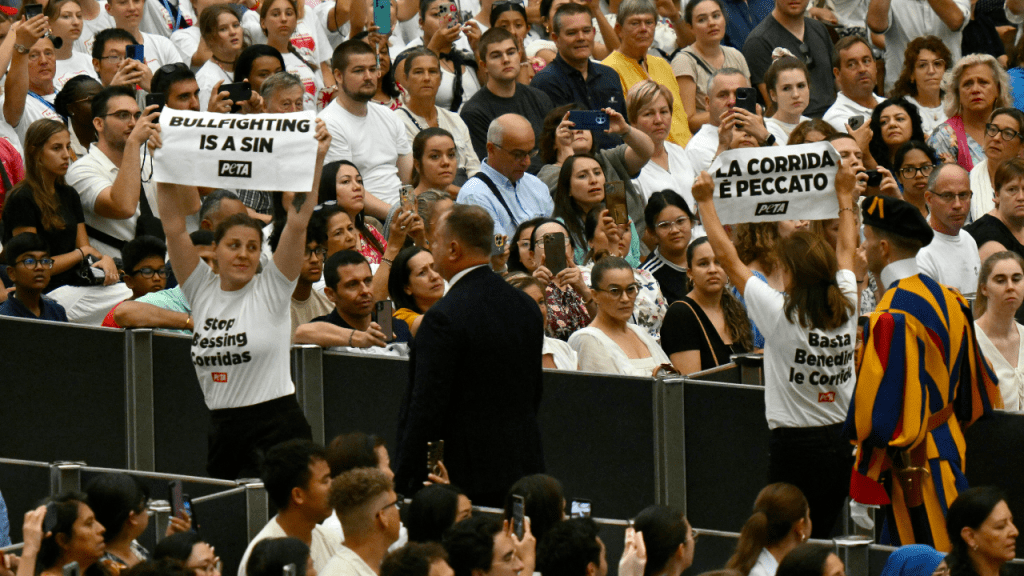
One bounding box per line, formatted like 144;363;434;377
881;257;920;289
448;264;489;287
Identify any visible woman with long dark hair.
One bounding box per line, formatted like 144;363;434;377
945;487;1018;576
318;160;389;264
894;140;938;218
17;493;107;576
868;97;925;173
774;544;844;576
234;45;286;95
692;160;862;538
638;190;695;305
633;505;696;576
407;484;473;543
726;483;810;576
661;236;752;374
388;246;444;335
1;118;117;290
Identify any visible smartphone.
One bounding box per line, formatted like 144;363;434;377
567;110;610;132
605;181;627;225
23;3;42;18
62;562;79;576
168;480;185;520
181;494;198;530
373;300;394;342
222;81;252;104
570;499;591;518
735;87;757;114
512;495;525;540
283;565;296;576
125;44;144;62
373;0;391;35
492;234;507;257
426;440;444;475
43;502;58;534
848;115;865;131
145;92;165;113
399;184;415;211
543;232;567;275
442;3;460;28
864;169;883;187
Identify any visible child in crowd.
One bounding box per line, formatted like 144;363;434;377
0;232;67;321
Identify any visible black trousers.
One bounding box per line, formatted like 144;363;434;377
207;394;313;480
769;423;855;539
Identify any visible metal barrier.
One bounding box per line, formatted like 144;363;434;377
0;457;267;576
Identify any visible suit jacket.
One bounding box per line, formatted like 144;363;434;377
394;266;545;504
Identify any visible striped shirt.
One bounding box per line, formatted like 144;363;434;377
639;248;689;305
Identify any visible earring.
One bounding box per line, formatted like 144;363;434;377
973;544;979;551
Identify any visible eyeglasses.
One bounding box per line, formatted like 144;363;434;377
654;216;690;232
932;191;972;203
495;144;539;161
103;110;143;122
304;247;328;259
378;494;404;514
985;123;1024;142
594;283;640;299
898;164;935;179
194;559;223;576
97;54;125;62
16;257;54;269
130;267;168;279
915;58;945;72
798;42;814;68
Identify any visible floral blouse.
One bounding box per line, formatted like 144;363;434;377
546;283;591;341
928;120;985;172
360;227;387;265
580;264;668;339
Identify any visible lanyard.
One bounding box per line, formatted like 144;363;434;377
28;92;64;124
159;0;185;32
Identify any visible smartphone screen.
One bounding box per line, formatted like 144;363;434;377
373;301;394;342
426;439;444;475
543;232;567;276
373;0;391;35
23;3;42;18
145;93;165;113
567;110;610;131
168;480;184;519
605;181;627;225
512;496;525;539
570;499;591;518
182;494;198;530
126;44;144;62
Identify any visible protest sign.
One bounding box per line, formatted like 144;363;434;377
707;142;840;224
154;109;318;192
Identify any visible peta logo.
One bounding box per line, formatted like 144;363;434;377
218;160;252;178
212;372;228;383
818;391;836;403
755;201;789;216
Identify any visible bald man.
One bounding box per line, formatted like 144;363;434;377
455;114;555;238
916;163;981;298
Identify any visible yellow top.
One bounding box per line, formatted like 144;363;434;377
394;307;422;326
602;50;692;147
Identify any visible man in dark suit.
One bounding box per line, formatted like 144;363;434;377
394;204;545;506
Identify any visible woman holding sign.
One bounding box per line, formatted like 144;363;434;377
157;118;332;480
690;157;863;538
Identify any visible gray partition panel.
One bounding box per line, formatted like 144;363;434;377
963;410;1024;558
683;381;770;532
152;333;210;477
0;318;128;466
321;351;409;448
0;464;52;544
539;371;657;520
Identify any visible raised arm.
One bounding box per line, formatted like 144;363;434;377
4;17;46;129
274;119;331;280
604;108;655;174
835;160;864;273
926;0;966;31
114;300;192;329
157;182;202;284
93;107;161;219
866;0;891;34
691;170;754;295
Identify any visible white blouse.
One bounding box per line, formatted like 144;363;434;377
975;321;1024;410
568;324;670;377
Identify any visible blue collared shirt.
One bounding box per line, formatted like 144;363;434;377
530;55;627;150
0;294;68;322
724;0;774;49
457;161;555;238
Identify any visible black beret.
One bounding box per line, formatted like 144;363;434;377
861;195;933;246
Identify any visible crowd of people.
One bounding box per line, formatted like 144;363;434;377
0;0;1023;568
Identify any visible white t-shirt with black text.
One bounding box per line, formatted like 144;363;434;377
743;269;858;429
180;259;298;410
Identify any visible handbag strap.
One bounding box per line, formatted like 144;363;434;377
679;299;719;366
946;115;974;171
471;172;518;228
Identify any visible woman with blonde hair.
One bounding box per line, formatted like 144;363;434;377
726;483;811;576
928;53;1011;172
974;251;1024;409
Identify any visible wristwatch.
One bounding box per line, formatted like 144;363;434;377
13;44;29;55
761;133;777;147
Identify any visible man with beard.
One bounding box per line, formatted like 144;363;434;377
319;40;412;209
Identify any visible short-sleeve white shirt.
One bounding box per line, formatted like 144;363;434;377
142;32;187;74
743;269;858;429
180;259;298;410
195;60;232;112
878;0;970;93
318;99;411;204
238;516;342;576
3;91;63;148
170;26;201;63
822;91;881;133
54;53;100;92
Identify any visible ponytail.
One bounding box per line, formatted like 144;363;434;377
726;511;770;576
726;483;809;576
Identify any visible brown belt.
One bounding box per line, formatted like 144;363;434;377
927;403;955;432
